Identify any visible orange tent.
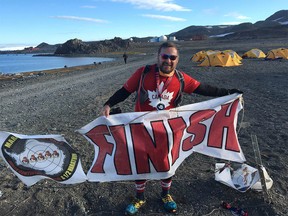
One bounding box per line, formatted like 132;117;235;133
266;48;288;60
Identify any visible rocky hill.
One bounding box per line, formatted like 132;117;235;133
266;9;288;23
35;42;60;52
170;10;288;40
54;37;131;55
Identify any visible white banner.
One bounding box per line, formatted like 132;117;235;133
215;163;260;192
0;132;87;186
78;94;245;182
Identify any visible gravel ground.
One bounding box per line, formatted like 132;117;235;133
0;38;287;216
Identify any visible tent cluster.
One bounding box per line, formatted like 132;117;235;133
191;50;242;67
191;48;288;67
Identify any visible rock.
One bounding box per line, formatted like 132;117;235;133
54;37;131;55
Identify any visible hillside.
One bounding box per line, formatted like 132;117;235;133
171;10;288;40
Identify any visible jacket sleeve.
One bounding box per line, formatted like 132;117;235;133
193;83;229;97
104;87;132;107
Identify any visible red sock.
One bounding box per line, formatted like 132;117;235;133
135;180;146;200
161;177;172;196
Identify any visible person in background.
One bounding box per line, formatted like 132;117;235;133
102;42;243;215
123;52;128;64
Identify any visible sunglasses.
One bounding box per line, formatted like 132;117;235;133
160;54;178;61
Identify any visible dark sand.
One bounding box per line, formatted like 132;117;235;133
0;38;287;216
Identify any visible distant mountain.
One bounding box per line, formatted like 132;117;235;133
0;42;60;54
32;42;60;53
35;42;59;50
265;10;288;24
170;10;288;40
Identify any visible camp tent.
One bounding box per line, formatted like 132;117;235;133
222;50;242;65
266;48;288;60
191;50;220;62
223;50;243;63
242;48;266;58
198;52;242;67
191;50;207;62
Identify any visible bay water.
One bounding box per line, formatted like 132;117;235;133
0;54;114;74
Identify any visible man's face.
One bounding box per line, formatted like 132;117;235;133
158;47;179;74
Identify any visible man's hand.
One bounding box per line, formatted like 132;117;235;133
102;105;111;117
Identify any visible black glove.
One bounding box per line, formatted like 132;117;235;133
109;107;122;115
228;89;243;94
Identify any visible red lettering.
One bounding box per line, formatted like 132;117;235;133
130;121;170;174
86;125;114;173
208;100;240;151
109;125;132;175
182;110;216;151
167;117;186;165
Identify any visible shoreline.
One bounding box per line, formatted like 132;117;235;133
0;62;114;81
0;56;120;81
0;51;153;81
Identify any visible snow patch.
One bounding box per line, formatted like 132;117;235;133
209;32;234;38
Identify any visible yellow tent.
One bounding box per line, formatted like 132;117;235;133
242;48;266;58
191;50;220;62
266;48;288;60
223;50;243;62
191;50;207;62
198;52;242;67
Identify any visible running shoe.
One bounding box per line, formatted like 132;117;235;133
161;194;177;213
125;199;146;215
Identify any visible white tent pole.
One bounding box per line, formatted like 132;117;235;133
251;134;271;203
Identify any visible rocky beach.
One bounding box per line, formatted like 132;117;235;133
0;38;288;216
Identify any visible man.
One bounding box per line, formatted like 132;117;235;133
123;52;128;64
102;42;242;215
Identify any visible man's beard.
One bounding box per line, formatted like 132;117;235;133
159;63;174;74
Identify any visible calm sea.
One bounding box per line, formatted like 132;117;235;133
0;54;114;74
